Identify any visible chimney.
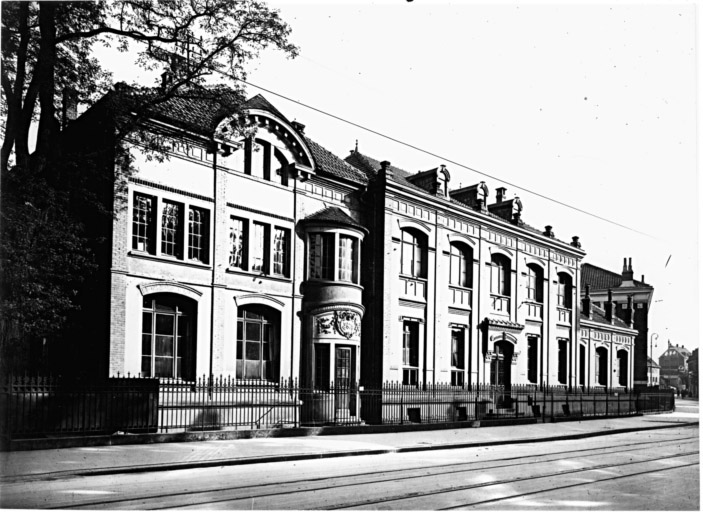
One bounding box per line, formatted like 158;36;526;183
511;197;522;225
543;226;555;238
291;121;305;134
570;236;582;248
380;160;392;178
605;288;614;324
582;284;592;319
627;295;635;328
622;257;634;282
641;274;645;283
496;187;507;203
61;88;78;128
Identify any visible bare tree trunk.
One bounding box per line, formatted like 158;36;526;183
35;1;57;170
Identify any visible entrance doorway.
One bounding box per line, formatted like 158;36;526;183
335;347;353;410
490;340;514;389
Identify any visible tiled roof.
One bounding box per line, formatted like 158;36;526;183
302;206;367;232
345;150;581;248
648;357;660;368
305;139;369;185
107;85;245;136
581;263;651;291
580;304;633;330
664;344;692;357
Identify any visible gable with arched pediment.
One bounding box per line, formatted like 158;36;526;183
215;110;314;174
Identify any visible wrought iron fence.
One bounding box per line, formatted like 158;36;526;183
1;376;675;442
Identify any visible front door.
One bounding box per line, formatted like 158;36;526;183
335;347;352;409
491;341;513;390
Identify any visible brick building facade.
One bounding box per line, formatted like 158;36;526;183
64;86;636;404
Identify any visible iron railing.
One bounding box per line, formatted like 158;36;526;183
1;376;675;442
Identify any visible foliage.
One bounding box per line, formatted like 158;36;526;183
0;0;298;373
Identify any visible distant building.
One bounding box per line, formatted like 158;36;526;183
659;343;692;391
579;287;638;389
581;259;654;388
647;357;661;387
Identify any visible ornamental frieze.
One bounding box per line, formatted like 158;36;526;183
316;310;361;339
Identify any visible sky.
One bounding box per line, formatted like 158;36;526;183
102;0;700;357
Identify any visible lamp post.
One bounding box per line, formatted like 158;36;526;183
650;333;659;386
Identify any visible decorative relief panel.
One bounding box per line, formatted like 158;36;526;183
316;310;361;339
445;215;478;236
486;230;516;248
592;330;612;342
614;334;632;345
551;251;576;268
522;242;549;258
390;199;432;222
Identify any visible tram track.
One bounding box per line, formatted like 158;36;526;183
46;436;698;510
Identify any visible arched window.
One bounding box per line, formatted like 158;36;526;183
490;254;511;296
401;229;427;278
236;305;280;381
449;242;472;288
595;347;608;386
141;294;196;380
557;273;573;308
526;264;543;302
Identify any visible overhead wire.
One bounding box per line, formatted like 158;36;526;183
221;74;656;239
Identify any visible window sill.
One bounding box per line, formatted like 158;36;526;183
399;274;428;282
226;267;291;283
304;279;363;290
129;251;212;270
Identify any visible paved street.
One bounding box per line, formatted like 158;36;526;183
1;401;698;510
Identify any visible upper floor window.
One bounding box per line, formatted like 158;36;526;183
309;233;334;279
241;137;290;186
557;273;573;308
526;264;543;302
188;207;209;264
490;254;511;296
228;217;290;278
229;217;248;270
400;229;426;278
272;227;290;277
161;200;183;258
308;231;361;284
338;235;358;283
132;192;210;264
132;193;156;254
449;242;472;288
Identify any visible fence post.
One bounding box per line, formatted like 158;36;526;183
606;391;609;417
617;391;620;416
550;388;554;422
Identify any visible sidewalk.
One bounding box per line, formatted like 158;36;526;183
0;409;696;483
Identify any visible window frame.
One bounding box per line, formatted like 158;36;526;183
402;321;420;386
526;264;543;303
229;216;248;270
188;206;209;264
400;229;427;279
449;243;471;288
236;305;279;381
490;254;511;297
557;273;573;308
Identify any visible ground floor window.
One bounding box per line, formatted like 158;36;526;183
527;336;538;384
595;347;608;386
237;305;279;381
558;339;568;385
579;344;586;386
450;327;465;386
402;321;419;386
617;350;628;387
141;294;196;380
314;344;330;389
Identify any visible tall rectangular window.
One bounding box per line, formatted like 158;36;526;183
338;235;357;283
579;344;586;387
272;227;290;277
558;339;568;385
251;222;268;273
309;233;334;279
161;200;183;258
402;321;419;386
132;193;156;254
450;327;465;386
314;344;330;390
188;207;209;263
229;217;248;269
527;336;538;384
